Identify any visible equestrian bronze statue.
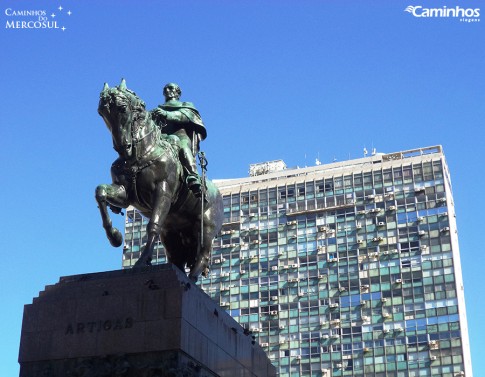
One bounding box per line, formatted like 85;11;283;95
95;79;223;281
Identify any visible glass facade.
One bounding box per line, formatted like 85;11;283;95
122;146;472;377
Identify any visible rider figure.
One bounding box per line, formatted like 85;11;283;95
151;83;207;197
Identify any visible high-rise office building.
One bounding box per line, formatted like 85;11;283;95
122;145;472;377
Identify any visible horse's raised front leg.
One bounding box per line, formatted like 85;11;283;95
134;181;172;267
95;183;128;247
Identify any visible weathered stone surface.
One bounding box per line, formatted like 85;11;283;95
19;264;276;377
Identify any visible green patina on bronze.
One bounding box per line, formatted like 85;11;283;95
95;79;223;281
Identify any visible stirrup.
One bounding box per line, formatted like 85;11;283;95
186;175;202;197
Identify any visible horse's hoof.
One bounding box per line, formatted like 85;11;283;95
108;228;123;247
133;257;152;269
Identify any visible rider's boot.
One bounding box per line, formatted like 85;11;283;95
180;147;203;198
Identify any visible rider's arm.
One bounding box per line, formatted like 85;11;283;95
153;108;190;124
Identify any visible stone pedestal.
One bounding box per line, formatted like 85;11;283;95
19;264;276;377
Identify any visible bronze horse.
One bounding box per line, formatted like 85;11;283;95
95;79;223;281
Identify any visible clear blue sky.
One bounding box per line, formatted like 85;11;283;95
1;0;483;375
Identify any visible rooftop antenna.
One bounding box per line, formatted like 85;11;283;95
316;152;321;166
363;147;368;157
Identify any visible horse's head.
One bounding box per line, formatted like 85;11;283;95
98;79;146;160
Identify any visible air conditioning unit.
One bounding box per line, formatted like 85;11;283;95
331;334;339;339
356;224;363;229
388;205;396;211
363;347;370;352
357;239;364;244
373;236;383;242
395;279;402;284
438;197;447;203
240;270;246;274
418;230;426;236
252;240;260;244
318;274;326;279
221;302;229;306
271;296;279;300
289;278;299;283
361;316;369;321
440;212;448;217
361;285;369;290
360;300;367;305
383;250;390;255
381;298;388;303
291;264;299;268
440;227;450;232
250;327;261;332
383;329;390;334
319;226;329;232
420;245;428;251
378;221;385;226
357;210;366;215
336;363;343;369
279;339;286;344
430;356;437;361
287;220;297;226
214;259;221;263
320;321;326;326
279;325;285;329
339;287;347;292
321;334;329;339
370;208;381;213
330;319;341;325
414;186;425;192
395;327;404;332
220;272;230;277
239;256;246;260
367;194;375;200
261;342;269;347
270;310;278;315
383;313;391;318
330;303;339;308
271;266;278;271
417;216;425;222
298;292;305;297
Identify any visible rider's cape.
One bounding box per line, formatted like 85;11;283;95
159;100;207;140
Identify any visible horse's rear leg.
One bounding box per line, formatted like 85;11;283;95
189;232;214;282
134;182;172;267
95;184;128;247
